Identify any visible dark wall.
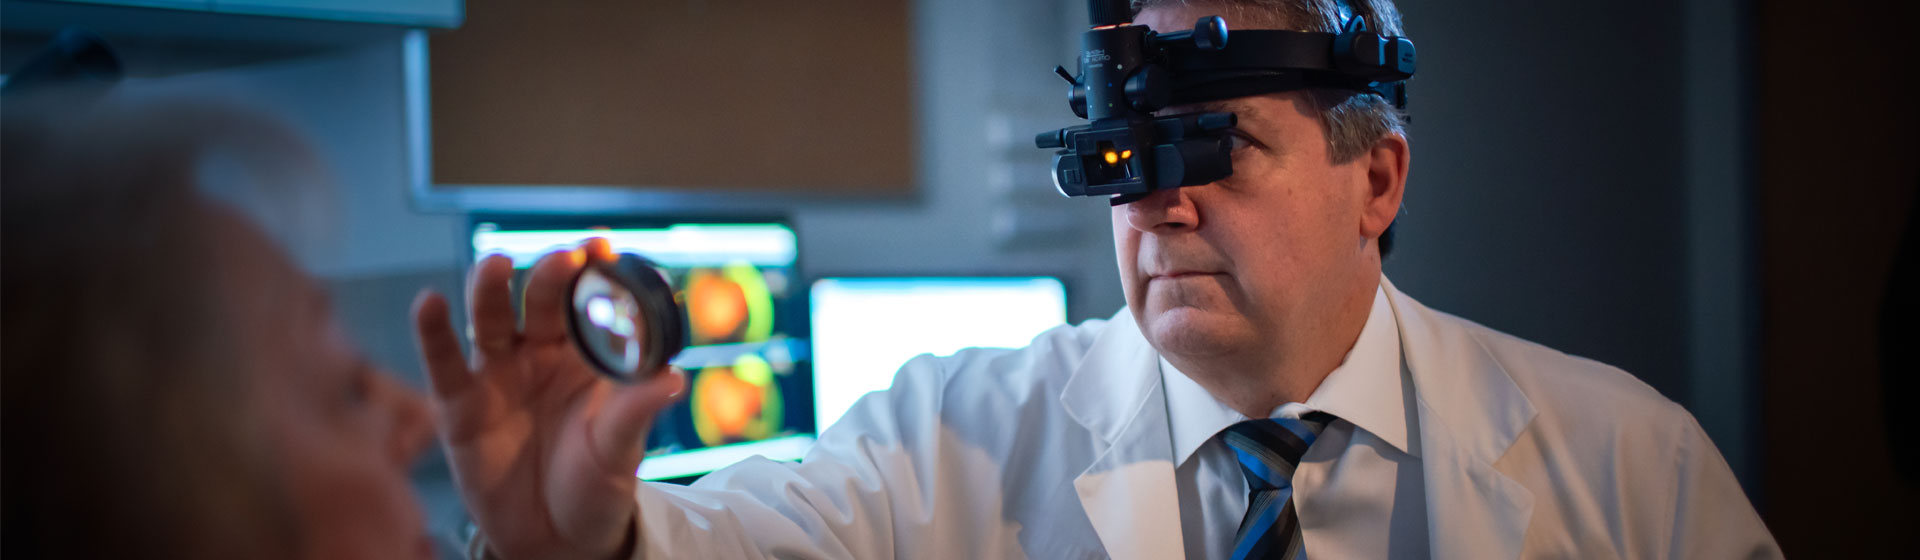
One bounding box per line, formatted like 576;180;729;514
1384;3;1691;406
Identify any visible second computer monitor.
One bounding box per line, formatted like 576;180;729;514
808;276;1069;433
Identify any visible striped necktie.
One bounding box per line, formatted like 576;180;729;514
1222;411;1336;560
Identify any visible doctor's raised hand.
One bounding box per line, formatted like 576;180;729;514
411;238;686;560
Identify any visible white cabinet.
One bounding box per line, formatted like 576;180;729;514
211;0;460;27
29;0;462;27
52;0;209;9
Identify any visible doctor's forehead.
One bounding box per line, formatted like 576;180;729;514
1181;97;1265;118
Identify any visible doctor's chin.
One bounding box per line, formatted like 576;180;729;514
5;0;1915;558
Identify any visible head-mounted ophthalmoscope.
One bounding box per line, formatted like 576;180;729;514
1035;0;1416;205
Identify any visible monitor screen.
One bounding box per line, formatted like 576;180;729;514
808;277;1068;432
472;220;813;481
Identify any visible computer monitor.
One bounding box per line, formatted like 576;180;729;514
808;276;1069;432
471;219;813;481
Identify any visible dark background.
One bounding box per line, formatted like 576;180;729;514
1388;2;1920;554
1751;0;1920;553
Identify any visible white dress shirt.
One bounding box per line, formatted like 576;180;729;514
1164;285;1431;559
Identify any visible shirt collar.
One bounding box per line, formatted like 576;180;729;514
1160;283;1414;466
1161;357;1245;465
1302;284;1412;456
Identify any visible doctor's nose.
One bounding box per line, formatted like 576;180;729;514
1124;186;1201;233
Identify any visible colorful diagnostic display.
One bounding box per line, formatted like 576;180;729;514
473;220;813;481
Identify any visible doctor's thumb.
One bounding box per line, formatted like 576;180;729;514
591;367;688;470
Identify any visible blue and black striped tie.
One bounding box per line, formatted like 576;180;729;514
1222;411;1336;560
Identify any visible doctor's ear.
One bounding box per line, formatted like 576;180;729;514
1359;132;1409;242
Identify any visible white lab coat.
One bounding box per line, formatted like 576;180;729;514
631;278;1780;559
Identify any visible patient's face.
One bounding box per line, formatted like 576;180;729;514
211;209;437;559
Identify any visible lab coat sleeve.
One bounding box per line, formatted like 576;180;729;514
1664;413;1782;559
628;352;962;559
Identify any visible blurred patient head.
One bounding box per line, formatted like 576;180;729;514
2;91;436;559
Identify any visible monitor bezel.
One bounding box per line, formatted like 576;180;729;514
465;213;799;270
804;271;1076;321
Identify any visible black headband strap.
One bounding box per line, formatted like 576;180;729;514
1171;30;1343;73
1161;28;1413;109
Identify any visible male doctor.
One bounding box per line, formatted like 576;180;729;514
411;1;1781;558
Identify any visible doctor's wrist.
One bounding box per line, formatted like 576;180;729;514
462;521;637;560
463;527;500;560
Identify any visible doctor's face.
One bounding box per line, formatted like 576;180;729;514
1116;6;1389;361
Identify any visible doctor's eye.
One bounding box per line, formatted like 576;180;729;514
1227;132;1256;153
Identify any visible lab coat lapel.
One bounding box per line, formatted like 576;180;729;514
1060;311;1188;560
1384;278;1537;560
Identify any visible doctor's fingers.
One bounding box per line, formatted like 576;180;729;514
466;255;520;361
592;367;687;470
412;289;474;399
522;247;587;345
582;236;613;262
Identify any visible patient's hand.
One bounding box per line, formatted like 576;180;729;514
412;239;685;560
